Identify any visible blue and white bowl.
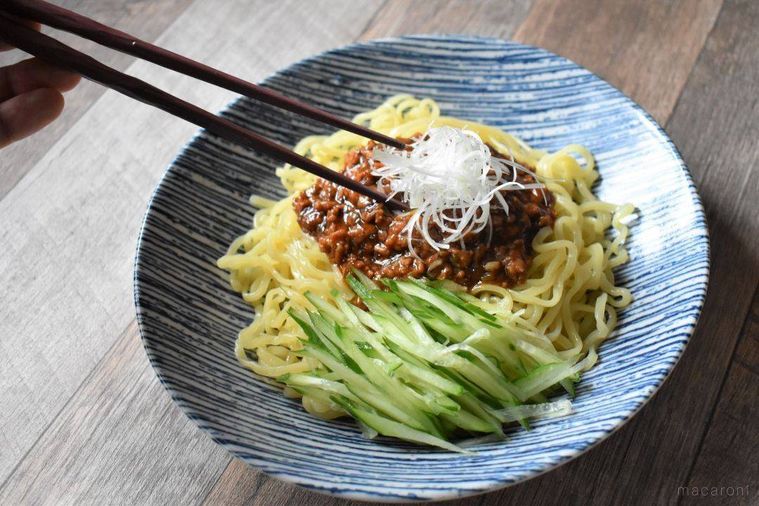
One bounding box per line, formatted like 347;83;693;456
134;36;709;502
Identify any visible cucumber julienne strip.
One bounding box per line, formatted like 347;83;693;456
496;399;573;422
330;395;470;454
280;273;579;449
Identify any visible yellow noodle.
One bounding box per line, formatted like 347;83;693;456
218;95;633;413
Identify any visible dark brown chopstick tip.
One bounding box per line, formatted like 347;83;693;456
385;197;410;212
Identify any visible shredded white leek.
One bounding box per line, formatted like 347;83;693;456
372;126;544;254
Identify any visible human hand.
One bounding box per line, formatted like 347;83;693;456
1;24;80;149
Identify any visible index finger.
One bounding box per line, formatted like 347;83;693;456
0;21;41;51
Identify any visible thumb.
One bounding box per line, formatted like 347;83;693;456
0;87;64;148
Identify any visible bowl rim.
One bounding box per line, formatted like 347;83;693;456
133;34;710;502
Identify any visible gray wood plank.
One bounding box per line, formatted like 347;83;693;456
0;0;195;200
0;323;231;506
359;0;533;40
682;291;758;505
514;0;723;124
201;459;269;506
660;0;759;500
0;0;385;499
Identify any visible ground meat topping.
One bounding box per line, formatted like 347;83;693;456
293;141;555;289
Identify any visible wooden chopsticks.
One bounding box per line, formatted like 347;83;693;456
1;0;406;152
0;4;408;211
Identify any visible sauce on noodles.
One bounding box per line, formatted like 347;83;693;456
294;141;555;288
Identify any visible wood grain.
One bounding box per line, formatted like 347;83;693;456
683;291;758;505
672;0;759;501
202;459;270;506
359;0;533;40
0;323;230;506
0;0;194;200
0;0;385;499
514;0;723;124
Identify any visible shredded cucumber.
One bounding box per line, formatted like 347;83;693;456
495;399;573;422
280;273;580;451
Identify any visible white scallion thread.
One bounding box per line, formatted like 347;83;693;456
372;126;545;255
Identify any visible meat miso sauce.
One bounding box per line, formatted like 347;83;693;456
294;141;555;289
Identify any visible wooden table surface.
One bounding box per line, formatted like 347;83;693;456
0;1;757;504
